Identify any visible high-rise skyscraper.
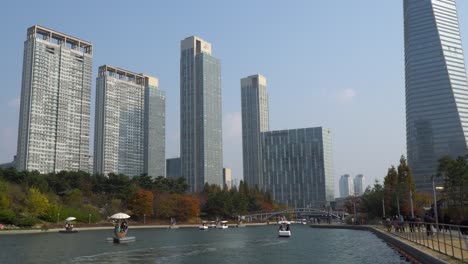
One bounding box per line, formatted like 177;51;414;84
16;26;93;173
166;157;181;179
263;128;334;208
353;174;364;196
223;167;232;189
404;0;468;191
241;74;269;188
94;65;165;177
339;174;354;198
180;36;223;192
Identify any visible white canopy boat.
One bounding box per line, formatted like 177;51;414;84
278;221;291;237
59;217;78;233
216;221;229;229
208;221;217;228
198;221;209;230
106;213;135;243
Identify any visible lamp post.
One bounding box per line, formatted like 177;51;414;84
88;214;91;224
409;189;415;218
57;212;60;224
432;176;439;231
353;199;357;225
382;198;386;217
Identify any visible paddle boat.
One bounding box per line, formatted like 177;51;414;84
198;221;209;230
59;217;78;233
278;221;291;237
216;221;229;229
106;213;135;243
208;221;217;228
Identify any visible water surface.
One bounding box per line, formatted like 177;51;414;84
0;225;407;263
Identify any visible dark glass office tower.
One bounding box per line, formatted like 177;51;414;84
180;36;223;192
404;0;468;191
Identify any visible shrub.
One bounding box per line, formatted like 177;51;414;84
0;209;16;224
15;217;39;227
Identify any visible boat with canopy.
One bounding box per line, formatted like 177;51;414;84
106;213;135;243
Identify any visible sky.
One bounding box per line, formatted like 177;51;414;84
1;0;468;196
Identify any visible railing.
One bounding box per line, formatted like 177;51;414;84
383;221;468;262
242;208;342;221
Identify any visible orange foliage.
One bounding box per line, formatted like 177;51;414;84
129;189;154;217
154;193;200;221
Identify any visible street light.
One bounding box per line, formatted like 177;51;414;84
431;176;443;231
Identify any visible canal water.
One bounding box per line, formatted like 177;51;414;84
0;225;408;263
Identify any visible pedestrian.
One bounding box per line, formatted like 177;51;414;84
424;213;433;236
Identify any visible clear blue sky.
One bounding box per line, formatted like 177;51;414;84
1;0;468;196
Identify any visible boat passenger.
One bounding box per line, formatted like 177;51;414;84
286;224;290;231
121;221;128;233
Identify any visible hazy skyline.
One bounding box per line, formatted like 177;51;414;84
1;0;468;195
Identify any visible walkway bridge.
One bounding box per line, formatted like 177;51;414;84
241;208;345;222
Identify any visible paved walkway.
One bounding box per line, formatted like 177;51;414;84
375;226;468;263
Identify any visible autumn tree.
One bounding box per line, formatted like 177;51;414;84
128;189;154;218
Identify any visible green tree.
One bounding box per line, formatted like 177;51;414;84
360;180;384;218
438;155;468;216
25;187;50;217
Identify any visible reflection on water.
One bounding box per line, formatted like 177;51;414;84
0;226;408;264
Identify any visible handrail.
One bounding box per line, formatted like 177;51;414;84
382;221;468;262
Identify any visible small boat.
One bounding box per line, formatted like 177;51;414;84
106;213;135;244
216;221;229;229
208;221;217;228
198;221;209;230
59;217;78;233
278;221;291;237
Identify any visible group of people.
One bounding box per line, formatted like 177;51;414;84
114;221;128;238
65;222;74;231
278;224;290;231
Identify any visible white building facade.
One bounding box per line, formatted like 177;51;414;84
16;26;93;173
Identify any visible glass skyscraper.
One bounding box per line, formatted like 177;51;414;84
94;65;166;177
16;26;92;173
405;0;468;191
180;36;223;192
241;74;269;188
262;128;334;208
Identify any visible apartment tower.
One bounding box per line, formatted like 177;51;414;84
16;25;92;173
94;65;165;177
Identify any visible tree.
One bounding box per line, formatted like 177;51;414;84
128;189;154;218
25;187;50;217
360;180;384;218
63;189;84;208
175;195;200;220
438;155;468;216
0;179;10;210
396;156;416;216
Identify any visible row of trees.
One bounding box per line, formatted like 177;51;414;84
0;168;278;226
346;155;467;221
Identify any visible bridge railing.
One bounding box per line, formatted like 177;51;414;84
242;208;343;221
383;221;468;262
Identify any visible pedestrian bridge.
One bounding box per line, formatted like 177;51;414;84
241;208;345;222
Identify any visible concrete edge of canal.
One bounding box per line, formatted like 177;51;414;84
309;225;451;264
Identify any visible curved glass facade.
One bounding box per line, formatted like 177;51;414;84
405;0;468;191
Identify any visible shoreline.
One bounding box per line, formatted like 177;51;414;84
0;222;268;235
